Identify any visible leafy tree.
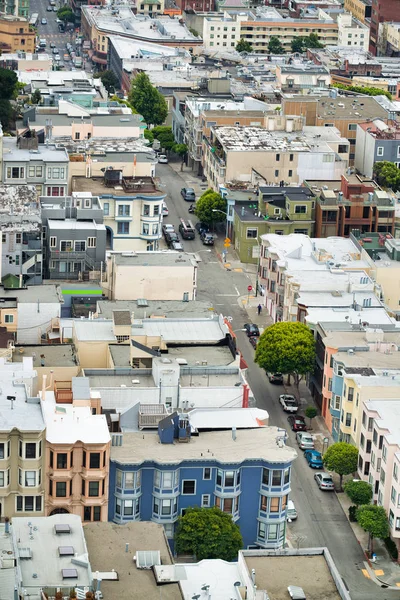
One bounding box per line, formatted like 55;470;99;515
322;442;358;491
291;38;306;53
0;99;13;130
152;126;175;150
31;89;42;105
0;68;18;100
173;143;187;171
268;36;285;54
356;504;389;554
128;72;168;127
305;405;317;428
175;506;243;561
373;161;400;191
307;33;324;48
144;128;154;145
332;82;392;100
236;39;253;53
94;70;119;93
194;190;227;224
189;27;199;37
254;322;315;391
291;34;323;53
57;6;75;22
344;480;373;507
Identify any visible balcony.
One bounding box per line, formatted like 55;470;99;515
50;250;96;270
54;381;72;403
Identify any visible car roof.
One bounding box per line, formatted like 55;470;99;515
306;449;321;456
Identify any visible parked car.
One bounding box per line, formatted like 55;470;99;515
249;336;258;349
46;5;53;10
287;415;307;432
53;6;57;11
54;54;61;61
161;202;168;217
201;232;214;246
158;155;168;164
244;323;259;337
181;187;196;202
314;472;335;491
52;47;59;54
268;373;284;384
171;240;184;251
279;394;298;413
166;232;180;248
162;224;175;239
296;431;314;450
286;499;297;521
41;17;47;24
50;41;56;48
195;222;209;235
304;449;324;469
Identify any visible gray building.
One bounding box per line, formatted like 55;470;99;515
41;192;106;280
355;118;400;177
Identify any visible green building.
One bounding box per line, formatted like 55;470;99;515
232;186;316;264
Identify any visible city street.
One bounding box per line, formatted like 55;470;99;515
156;162;399;600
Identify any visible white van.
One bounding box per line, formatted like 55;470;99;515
287;500;298;521
39;38;47;47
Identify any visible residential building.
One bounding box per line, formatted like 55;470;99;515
176;0;213;11
369;0;400;54
189;11;246;50
69;0;103;27
306;174;395;238
2;135;69;197
81;6;202;67
337;12;370;49
12;514;93;598
0;52;52;70
203;123;349;190
358;399;400;555
0;0;28;17
72;176;165;252
344;0;372;24
40;192;107;280
384;21;400;56
0;184;43;286
276;64;331;92
109;419;296;548
0;15;35;52
355;119;400;177
306;46;382;79
0;356;45;520
41;376;111;520
104;252;198;301
351;76;400;97
288;0;341;16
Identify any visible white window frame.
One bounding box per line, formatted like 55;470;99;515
377;147;384;157
246;228;258;239
181;479;196;495
60;240;73;252
4;314;14;324
87;237;96;248
74;240;86;252
0;469;9;487
201;494;211;507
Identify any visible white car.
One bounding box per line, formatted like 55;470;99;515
295;431;314;450
54;54;61;61
279;394;298;413
158;154;168;164
162;202;168;217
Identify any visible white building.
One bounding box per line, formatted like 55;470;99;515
336;13;370;50
202;12;246;50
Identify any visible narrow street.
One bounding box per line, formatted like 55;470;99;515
157;162;399;600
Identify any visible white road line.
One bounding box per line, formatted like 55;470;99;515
216;294;238;297
235;286;240;296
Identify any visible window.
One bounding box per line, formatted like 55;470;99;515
87;237;96;248
262;468;270;485
89;453;101;469
0;442;9;459
270;497;279;512
394;463;398;482
4;315;13;324
0;470;9;487
103;202;109;216
89;481;100;497
275;170;279;177
142;223;149;235
203;467;211;480
289;153;294;161
272;470;281;486
276;153;280;161
246;228;258;239
382;444;387;463
368;417;373;432
391;486;396;504
377;147;384;157
295;205;307;214
202;494;210;507
49;236;57;248
84;506;102;522
75;132;81;141
1;234;6;243
345;413;352;427
60;240;72;252
20;442;39;459
16;495;42;512
46;186;64;197
283;467;290;485
348;387;354;402
288;170;293;177
348;123;357;131
118;205;130;216
56;482;67;497
74;241;86;252
258;521;266;540
57;453;67;469
143;204;150;216
7;167;24;179
182;480;196;494
117;222;129;235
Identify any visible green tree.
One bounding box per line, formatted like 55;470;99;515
0;68;18;100
373;161;400;191
254;322;315;391
291;34;323;53
307;33;324;48
322;442;358;491
57;6;75;22
175;506;243;561
152;125;175;150
31;89;42;105
143;128;154;145
236;39;253;53
94;70;119;93
189;27;199;37
0;99;13;130
344;480;373;507
194;190;227;224
332;82;392;100
128;72;168;127
291;37;306;53
268;36;285;54
305;405;317;428
173;143;187;171
356;504;389;554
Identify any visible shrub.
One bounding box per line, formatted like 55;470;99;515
348;505;357;522
384;537;398;560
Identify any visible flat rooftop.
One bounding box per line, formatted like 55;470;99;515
337;350;400;369
323;329;400;350
111;427;297;465
316;95;388;120
167;345;235;366
2;138;68;163
84;521;182;600
0;360;44;432
306;306;397;327
12;344;77;367
365;399;400;447
0;284;62;303
96;299;214;320
72;177;162;198
112;251;197;267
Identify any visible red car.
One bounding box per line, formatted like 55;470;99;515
287;415;307;432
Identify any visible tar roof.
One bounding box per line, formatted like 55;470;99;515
12;344;77;367
316;95;388;120
84;521;182;600
112;310;131;326
0;284;62;303
96;299;214;320
112;252;197;267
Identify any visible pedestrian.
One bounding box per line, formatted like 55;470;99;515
257;304;262;316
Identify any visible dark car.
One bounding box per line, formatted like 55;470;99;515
166;232;180;247
181;187;196;202
195;222;210;235
287;415;307;432
244;323;260;337
201;232;214;246
268;373;284;384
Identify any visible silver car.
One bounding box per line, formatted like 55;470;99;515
296;431;315;450
314;472;335;491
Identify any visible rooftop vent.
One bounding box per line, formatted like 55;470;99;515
59;546;74;556
62;568;78;579
134;550;161;569
55;524;71;534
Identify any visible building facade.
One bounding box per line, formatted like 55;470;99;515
355;120;400;177
0;15;35;52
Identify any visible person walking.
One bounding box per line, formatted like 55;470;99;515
257;304;262;316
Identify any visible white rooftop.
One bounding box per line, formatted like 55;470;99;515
306;307;398;327
0;358;43;432
109;35;189;59
48;219;106;231
41;391;110;444
188;407;269;429
131;317;230;343
177;560;242;600
297;290;381;308
186;96;268;117
17;70;93;85
364;399;400;447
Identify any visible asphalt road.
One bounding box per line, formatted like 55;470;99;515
157;163;399;600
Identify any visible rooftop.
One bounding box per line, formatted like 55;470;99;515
359;118;400;140
48;219;106;232
0;358;44;433
2;137;69;163
96;299;214;320
84;521;182;600
322;328;400;350
12;344;77;368
188;407;269;429
336;350;400;369
306;306;397;327
111;251;197;267
316;95;388;120
72;176;163;198
364;399;400;447
0;284;62;303
109;34;190;59
186;95;268;117
12;514;92;593
0;522;16;599
111;427;297;465
297;289;380;308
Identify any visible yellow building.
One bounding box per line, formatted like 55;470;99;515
0;15;35;53
343;0;371;24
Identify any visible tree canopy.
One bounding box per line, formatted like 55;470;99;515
322;442;358;490
344;480;373;506
236;39;253;53
268;37;284;54
373;161;400;191
94;70;119;93
291;33;323;53
128;72;168;127
152;126;175;150
57;6;75;22
356;504;389;553
175;506;243;561
194;190;227;224
305;405;317;427
0;68;18;100
254;322;315;388
332;83;392;100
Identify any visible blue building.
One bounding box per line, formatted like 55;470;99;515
109;414;297;550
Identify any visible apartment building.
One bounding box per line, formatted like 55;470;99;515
41;377;111;521
0;15;35;52
0;0;28;17
337;12;370;49
369;0;400;54
0;357;45;520
187;11;246;50
109;419;296;548
0;52;52;71
355;119;400;177
358;400;400;555
344;0;371;24
276;65;331;92
203;122;349;190
384;22;400;56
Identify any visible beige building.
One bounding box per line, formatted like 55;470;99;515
0;15;35;53
344;0;371;24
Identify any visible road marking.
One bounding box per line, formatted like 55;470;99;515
233;268;243;272
374;569;384;576
208;261;219;264
361;569;370;579
215;304;224;306
216;294;239;297
234;286;240;296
